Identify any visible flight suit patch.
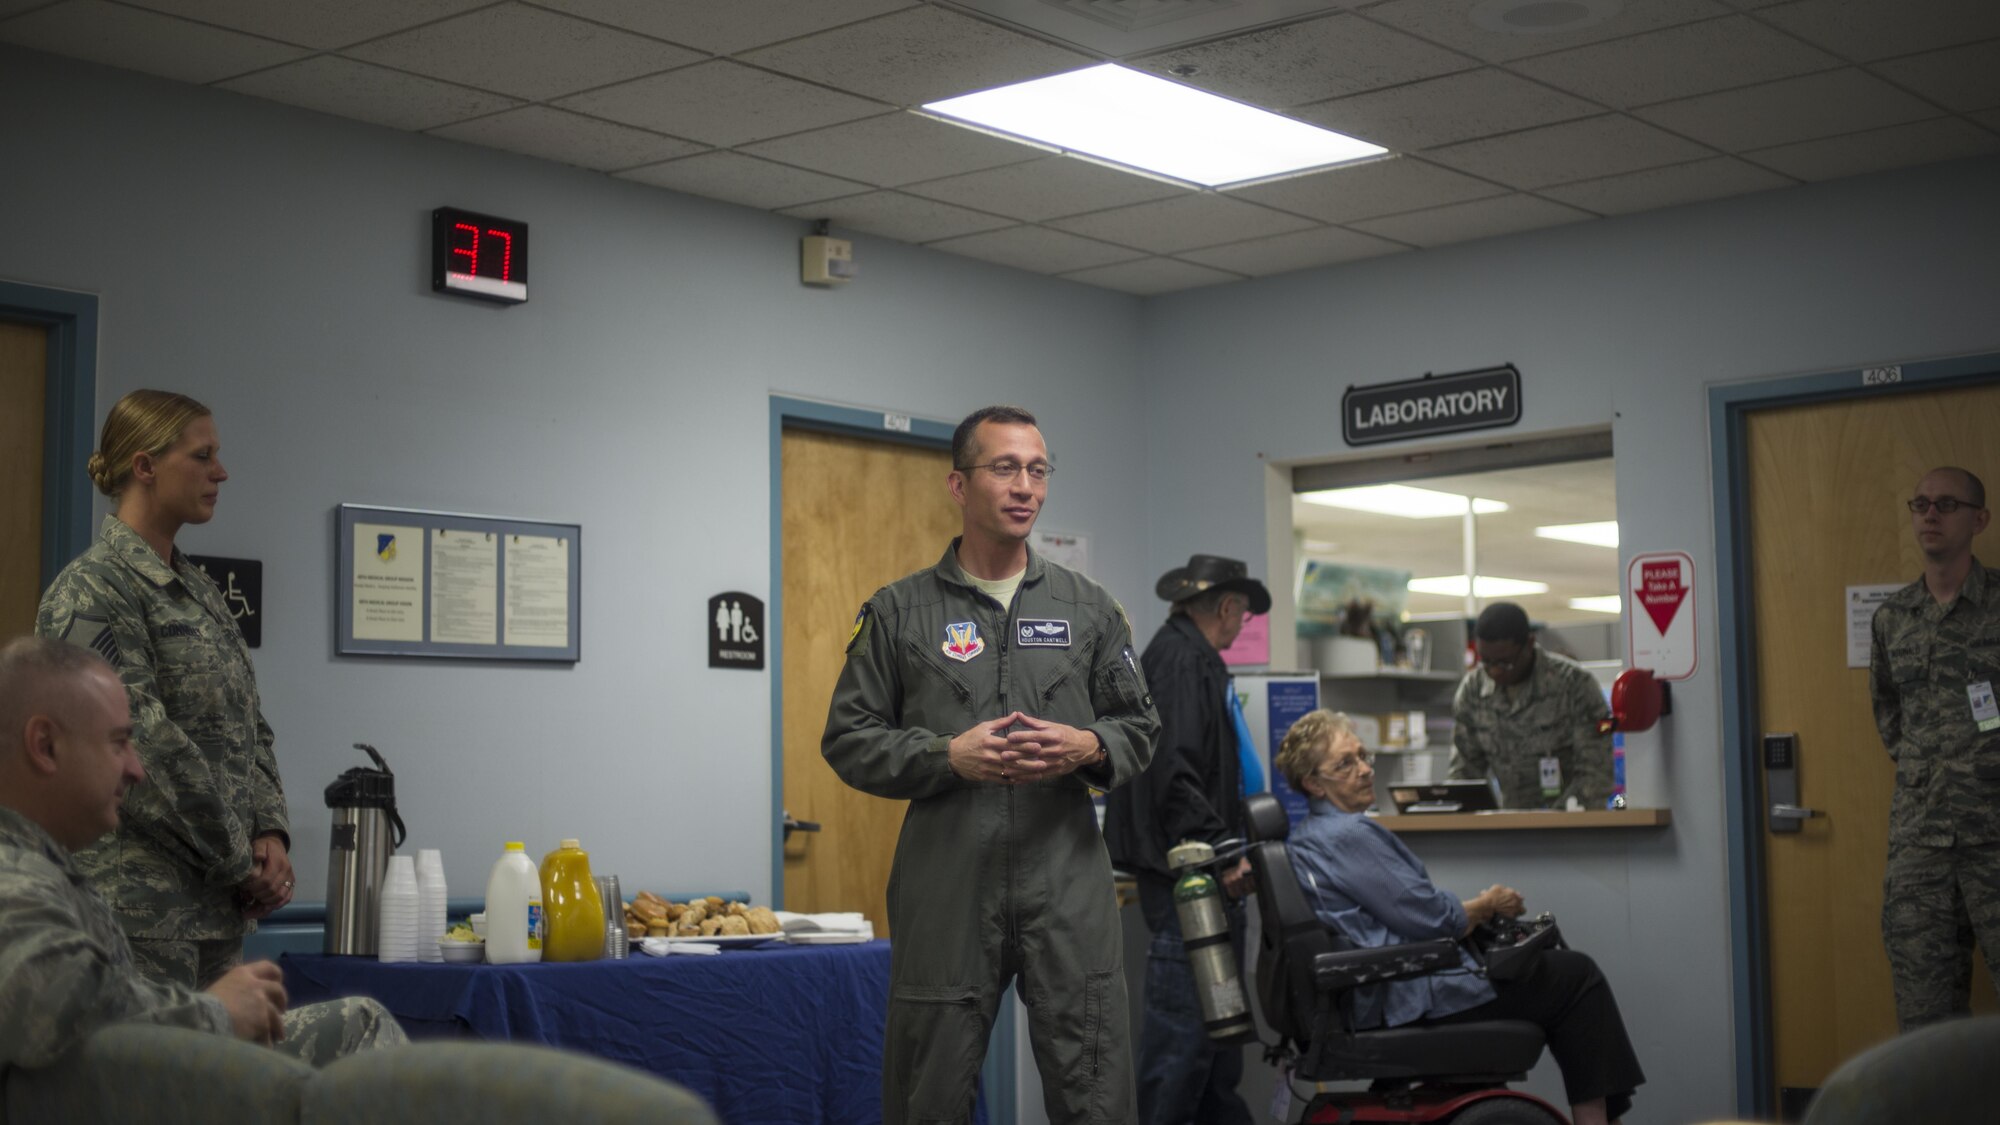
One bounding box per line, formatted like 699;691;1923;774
942;621;985;662
1017;619;1071;647
845;605;873;655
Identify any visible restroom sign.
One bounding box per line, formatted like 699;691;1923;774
1627;551;1695;681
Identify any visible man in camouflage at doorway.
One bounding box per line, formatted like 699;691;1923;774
1868;466;2000;1029
0;636;404;1072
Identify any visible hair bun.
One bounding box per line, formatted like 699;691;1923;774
85;451;113;494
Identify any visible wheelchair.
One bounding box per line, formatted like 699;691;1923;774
1242;792;1569;1125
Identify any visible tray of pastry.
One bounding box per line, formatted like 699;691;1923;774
623;892;783;941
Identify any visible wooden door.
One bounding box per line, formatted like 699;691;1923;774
1747;381;2000;1107
1;320;49;637
780;428;959;937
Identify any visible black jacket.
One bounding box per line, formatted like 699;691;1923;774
1104;614;1241;880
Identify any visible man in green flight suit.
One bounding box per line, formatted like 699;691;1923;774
1869;465;2000;1029
822;405;1159;1125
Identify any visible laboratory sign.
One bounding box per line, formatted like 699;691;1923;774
1342;365;1522;446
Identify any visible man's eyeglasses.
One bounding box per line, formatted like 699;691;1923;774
958;460;1054;483
1908;496;1978;515
1319;750;1372;779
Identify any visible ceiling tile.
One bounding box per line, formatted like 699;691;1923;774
1538;156;1794;214
1510;15;1840;108
742;5;1090;107
900;156;1190;222
1227;156;1504;223
1742;116;2000;181
1424;115;1714;189
741;112;1044;187
344;3;700;101
216;55;519;132
1636;68;1938;151
1871;39;2000;112
1292;67;1598;151
1364;0;1730;64
552;60;886;146
1048;193;1318;253
1057;257;1243;296
120;0;493;50
429;106;703;171
928;225;1145;274
779;190;1012;243
1347;194;1592;247
617;151;872;209
0;0;308;84
531;0;916;55
1756;0;2000;63
1133;11;1476;108
1178;226;1408;276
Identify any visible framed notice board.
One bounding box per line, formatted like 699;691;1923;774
336;504;580;661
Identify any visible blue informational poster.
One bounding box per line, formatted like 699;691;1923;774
1266;681;1321;825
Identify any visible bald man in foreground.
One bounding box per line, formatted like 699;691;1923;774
0;635;405;1072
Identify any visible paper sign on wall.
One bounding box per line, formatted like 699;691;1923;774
1846;584;1903;669
1627;551;1696;681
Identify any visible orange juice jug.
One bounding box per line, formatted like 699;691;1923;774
539;838;606;962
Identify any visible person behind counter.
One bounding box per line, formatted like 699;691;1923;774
36;389;292;990
821;404;1160;1125
1275;709;1644;1125
0;636;404;1070
1449;602;1614;809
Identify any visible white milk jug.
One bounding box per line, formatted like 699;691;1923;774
483;841;543;964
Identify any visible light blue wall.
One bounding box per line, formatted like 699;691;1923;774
0;46;1149;916
1137;152;2000;1122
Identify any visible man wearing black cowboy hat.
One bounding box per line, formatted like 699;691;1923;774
1105;554;1270;1125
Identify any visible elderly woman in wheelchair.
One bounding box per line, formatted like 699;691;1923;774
1248;710;1644;1125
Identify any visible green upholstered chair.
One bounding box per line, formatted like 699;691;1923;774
4;1023;311;1125
5;1025;720;1125
1802;1014;2000;1125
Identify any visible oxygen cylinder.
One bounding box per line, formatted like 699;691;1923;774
1168;841;1255;1043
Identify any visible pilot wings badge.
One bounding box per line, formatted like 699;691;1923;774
942;621;985;662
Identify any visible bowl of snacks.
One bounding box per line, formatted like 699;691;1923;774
439;921;484;963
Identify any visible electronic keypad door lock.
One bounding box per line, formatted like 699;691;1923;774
1763;733;1822;834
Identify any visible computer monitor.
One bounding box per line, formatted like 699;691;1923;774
1388;779;1500;814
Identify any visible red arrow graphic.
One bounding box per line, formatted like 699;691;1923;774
1638;561;1687;634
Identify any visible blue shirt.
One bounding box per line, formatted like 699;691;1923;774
1286;798;1495;1029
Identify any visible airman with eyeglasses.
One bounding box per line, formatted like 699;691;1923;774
1870;465;2000;1030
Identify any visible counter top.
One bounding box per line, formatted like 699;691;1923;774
1377;808;1672;833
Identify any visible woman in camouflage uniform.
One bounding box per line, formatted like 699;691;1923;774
36;389;292;989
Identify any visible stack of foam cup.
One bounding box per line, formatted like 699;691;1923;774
377;855;420;963
415;849;448;963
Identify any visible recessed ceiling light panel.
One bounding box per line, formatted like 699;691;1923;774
1408;575;1549;598
921;64;1386;187
1568;595;1623;614
1534;521;1619;548
1301;484;1508;518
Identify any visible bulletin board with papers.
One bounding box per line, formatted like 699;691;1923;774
336;504;580;661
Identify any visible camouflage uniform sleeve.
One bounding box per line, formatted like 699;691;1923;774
38;571;258;888
247;710;289;847
821;596;962;801
1868;604;1903;760
1449;675;1488;782
0;863;232;1069
1561;669;1616;805
1081;598;1159;790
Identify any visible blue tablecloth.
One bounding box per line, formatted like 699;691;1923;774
283;941;983;1125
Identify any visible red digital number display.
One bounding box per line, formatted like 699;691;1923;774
433;208;528;304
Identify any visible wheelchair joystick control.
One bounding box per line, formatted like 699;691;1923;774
1168;840;1256;1044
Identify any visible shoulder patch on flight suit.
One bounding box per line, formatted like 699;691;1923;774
60;612;121;666
845;605;873;655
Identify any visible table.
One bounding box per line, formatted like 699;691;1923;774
282;941;984;1125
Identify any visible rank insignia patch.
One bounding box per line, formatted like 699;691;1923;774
943;621;985;662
